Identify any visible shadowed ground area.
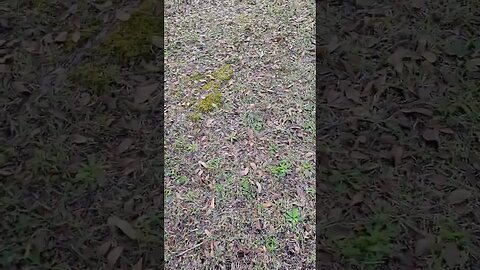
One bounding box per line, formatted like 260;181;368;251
1;0;164;269
317;1;480;269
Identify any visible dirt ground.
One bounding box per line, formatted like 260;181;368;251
317;0;480;269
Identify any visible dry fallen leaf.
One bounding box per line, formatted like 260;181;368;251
12;81;30;94
250;162;257;171
246;129;254;140
55;31;69;42
78;92;91;106
414;235;435;256
345;88;361;103
447;189;471;205
151;35;163;48
324;36;339;53
97;240;112;257
107;246;123;269
422;128;440;143
95;0;112;11
241;166;249;176
71;134;88;144
134;83;158;104
441;242;462;268
71;31;81;43
262;201;273;208
392;145;403;167
117;138;134;154
422;51;437;63
31;229;47;252
209;197;215;209
0;64;10;73
349;192;364;206
107;216;137;240
255;181;262;194
401;107;434;116
131;258;143;270
350;151;369;160
116;9;131;21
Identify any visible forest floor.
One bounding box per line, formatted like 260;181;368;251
1;0;164;269
317;1;480;269
164;0;315;269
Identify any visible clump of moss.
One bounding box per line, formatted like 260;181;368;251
100;0;163;61
196;90;222;113
191;71;203;81
213;64;233;81
201;80;221;91
72;63;120;93
187;112;202;122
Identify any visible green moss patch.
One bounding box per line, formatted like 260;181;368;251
71;62;120;93
213;64;233;81
99;0;163;61
196;90;222;113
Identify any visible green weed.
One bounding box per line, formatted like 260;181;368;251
284;207;303;227
187;142;198;152
243;112;264;132
185;190;198;203
265;235;279;252
240;178;255;199
337;216;399;266
271;160;291;178
74;155;106;185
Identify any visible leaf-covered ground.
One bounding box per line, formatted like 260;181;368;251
317;0;480;269
164;0;315;268
1;0;164;269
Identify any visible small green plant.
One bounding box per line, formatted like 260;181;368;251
196;90;222;113
303;121;315;134
207;157;222;169
240;178;255;199
337;217;399;266
268;143;279;154
265;235;279;252
243;113;263;132
185;190;198;202
187;142;198;152
227;133;237;143
437;219;467;248
284;207;303;226
215;183;227;197
74;155;105;184
271;160;290;178
176;175;188;185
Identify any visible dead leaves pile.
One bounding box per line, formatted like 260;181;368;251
317;0;480;268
